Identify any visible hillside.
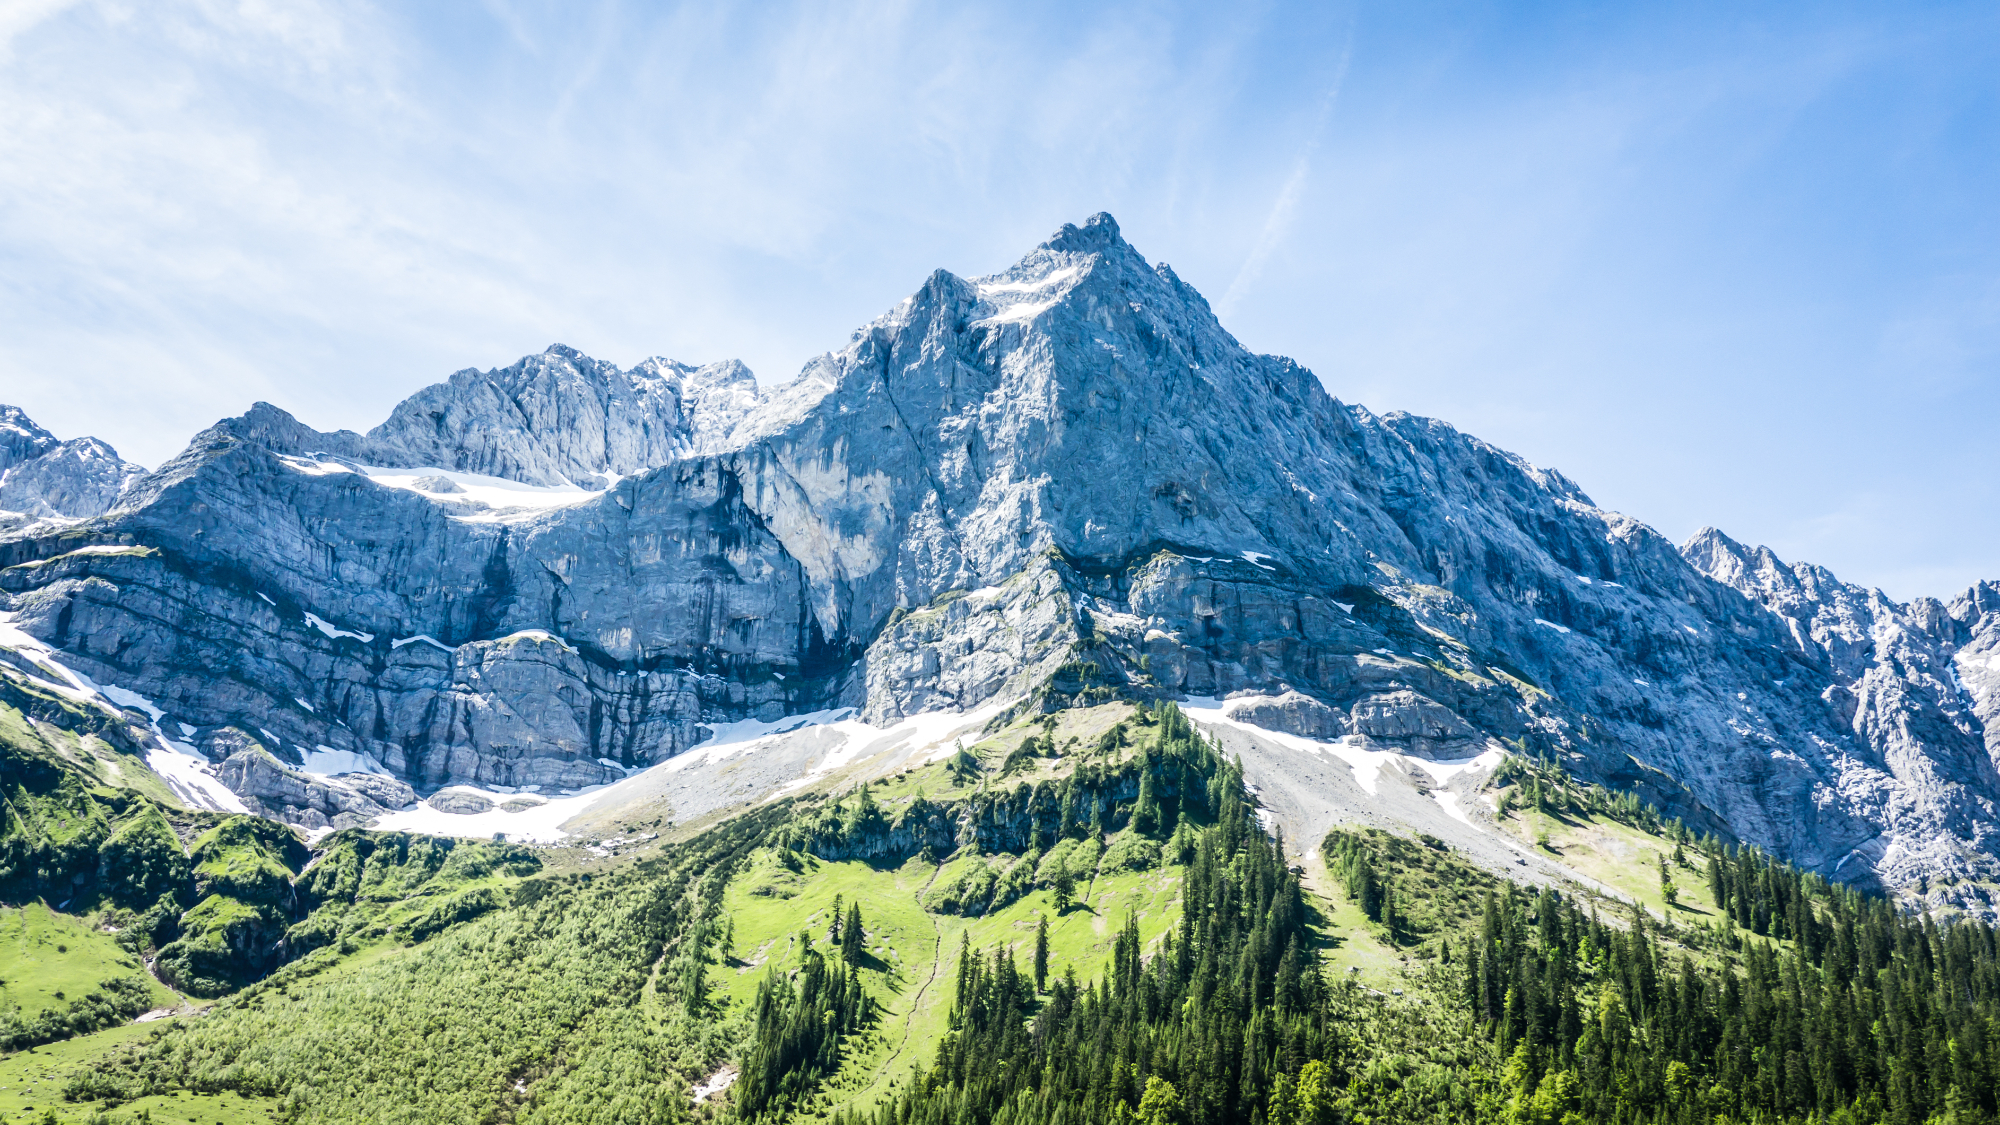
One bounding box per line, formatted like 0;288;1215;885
3;695;1997;1124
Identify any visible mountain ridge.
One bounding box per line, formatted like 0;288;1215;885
2;212;1997;910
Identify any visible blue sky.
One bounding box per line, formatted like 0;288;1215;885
2;0;1994;600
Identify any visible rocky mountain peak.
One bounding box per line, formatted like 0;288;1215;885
1040;210;1126;253
7;214;2000;909
0;404;60;470
0;405;147;525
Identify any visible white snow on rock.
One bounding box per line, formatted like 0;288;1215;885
300;745;391;777
371;783;609;842
303;612;373;643
146;741;250;814
0;613;245;813
276;456;608;523
93;678;245;813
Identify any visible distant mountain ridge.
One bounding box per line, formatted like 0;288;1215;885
2;213;1997;912
212;346;760;488
0;404;146;528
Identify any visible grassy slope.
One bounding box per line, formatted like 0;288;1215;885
0;904;176;1024
719;844;1184;1119
0;1020;285;1124
1490;801;1716;922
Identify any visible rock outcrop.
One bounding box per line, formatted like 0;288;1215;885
3;214;1997;906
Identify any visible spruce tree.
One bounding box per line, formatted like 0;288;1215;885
1133;766;1162;837
842;900;865;965
1034;914;1050;991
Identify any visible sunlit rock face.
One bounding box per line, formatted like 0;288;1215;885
3;213;1998;907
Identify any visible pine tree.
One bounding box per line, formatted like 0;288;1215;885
842;900;865;965
1034;914;1050;992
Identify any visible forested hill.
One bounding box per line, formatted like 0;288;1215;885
852;781;2000;1125
3;697;1999;1124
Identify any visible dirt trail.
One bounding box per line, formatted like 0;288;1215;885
867;865;947;1086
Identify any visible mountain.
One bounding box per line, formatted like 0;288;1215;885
0;405;147;528
214;346;760;488
2;213;1996;911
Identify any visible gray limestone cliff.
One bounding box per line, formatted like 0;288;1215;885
2;214;1996;908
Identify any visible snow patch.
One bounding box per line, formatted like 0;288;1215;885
691;1066;739;1104
1183;697;1505;798
1533;618;1572;635
1333;601;1355;614
99;683;163;721
61;674;249;814
280;458;607;522
375;702;1008;841
1433;791;1471;825
391;634;454;652
146;742;250;814
300;746;390;777
372;783;610;842
1241;551;1276;571
303;612;373;643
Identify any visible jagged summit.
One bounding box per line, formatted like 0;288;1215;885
0;404;61;469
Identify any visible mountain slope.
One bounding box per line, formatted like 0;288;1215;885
0;214;1995;904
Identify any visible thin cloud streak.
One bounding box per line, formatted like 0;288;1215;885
1218;36;1352;322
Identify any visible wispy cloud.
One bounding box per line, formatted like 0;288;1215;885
1218;33;1351;321
0;0;79;53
